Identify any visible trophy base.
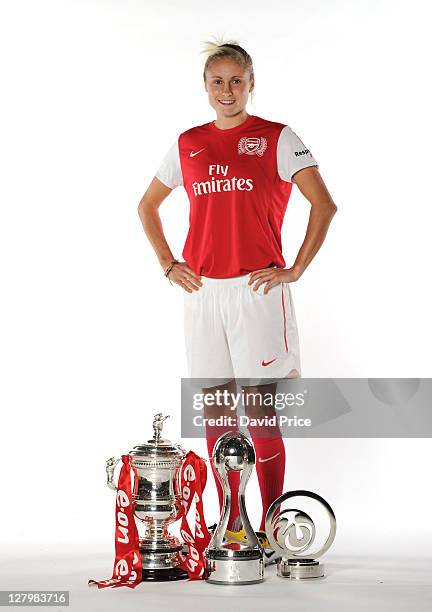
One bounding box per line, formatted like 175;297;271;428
277;558;325;580
141;567;189;582
139;544;188;579
205;557;264;585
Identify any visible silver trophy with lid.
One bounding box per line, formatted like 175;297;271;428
105;413;189;581
205;431;264;585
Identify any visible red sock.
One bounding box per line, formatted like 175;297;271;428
248;434;286;531
205;427;241;531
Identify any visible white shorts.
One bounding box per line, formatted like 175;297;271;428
183;273;301;385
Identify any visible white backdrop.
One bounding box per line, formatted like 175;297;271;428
1;0;431;583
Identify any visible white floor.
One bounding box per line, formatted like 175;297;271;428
1;554;431;612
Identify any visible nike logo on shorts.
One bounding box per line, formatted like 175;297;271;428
261;358;276;367
190;148;206;157
258;452;280;463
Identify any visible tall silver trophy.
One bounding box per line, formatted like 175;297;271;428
105;413;189;581
265;490;336;579
205;431;264;585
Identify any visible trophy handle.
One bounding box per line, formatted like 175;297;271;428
106;457;120;491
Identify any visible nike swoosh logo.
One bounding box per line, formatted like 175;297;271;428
258;452;281;463
261;359;276;367
263;550;275;559
190;148;206;157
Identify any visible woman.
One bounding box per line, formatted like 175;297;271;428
138;40;337;540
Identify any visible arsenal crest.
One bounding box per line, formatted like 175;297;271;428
238;136;267;157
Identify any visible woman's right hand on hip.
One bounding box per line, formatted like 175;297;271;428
168;262;203;292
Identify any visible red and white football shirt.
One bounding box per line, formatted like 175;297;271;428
155;114;318;279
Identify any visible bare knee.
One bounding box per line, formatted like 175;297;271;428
286;368;300;379
202;379;237;419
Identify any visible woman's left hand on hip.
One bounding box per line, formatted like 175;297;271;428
248;266;302;294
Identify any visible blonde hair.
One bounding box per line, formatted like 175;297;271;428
201;37;254;85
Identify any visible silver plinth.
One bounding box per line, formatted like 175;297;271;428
265;490;336;580
106;413;189;581
277;558;324;579
205;432;264;585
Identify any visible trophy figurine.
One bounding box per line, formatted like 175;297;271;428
105;414;189;581
205;431;264;585
265;490;336;579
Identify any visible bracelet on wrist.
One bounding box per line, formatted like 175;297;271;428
164;259;179;284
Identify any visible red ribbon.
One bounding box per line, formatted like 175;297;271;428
88;450;210;588
88;455;142;589
176;451;211;580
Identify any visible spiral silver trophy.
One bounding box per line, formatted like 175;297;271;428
105;413;189;581
205;431;264;585
265;490;336;579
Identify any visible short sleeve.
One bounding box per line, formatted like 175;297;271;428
277;125;318;183
155;138;183;189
